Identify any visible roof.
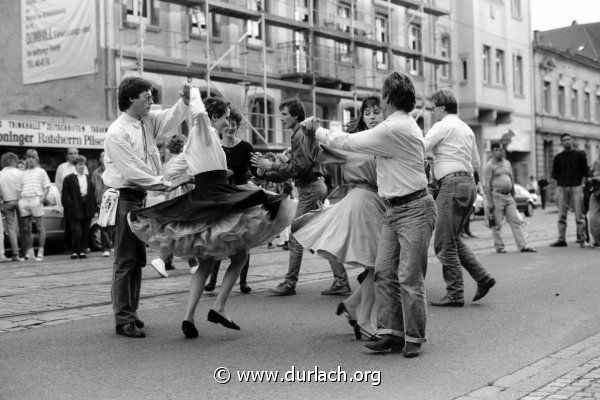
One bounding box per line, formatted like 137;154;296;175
536;21;600;62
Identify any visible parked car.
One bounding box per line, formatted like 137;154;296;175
514;183;536;217
2;184;103;253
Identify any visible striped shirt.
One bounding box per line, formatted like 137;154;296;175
19;167;51;198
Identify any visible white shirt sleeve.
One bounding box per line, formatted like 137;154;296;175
315;123;395;157
423;123;446;153
147;98;189;138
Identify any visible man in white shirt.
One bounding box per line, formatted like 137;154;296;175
0;152;23;261
55;148;88;193
424;89;496;308
302;72;437;358
103;76;189;339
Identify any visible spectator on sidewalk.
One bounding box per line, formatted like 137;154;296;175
424;89;496;308
484;143;536;254
537;176;549;209
103;77;189;339
55;148;89;193
18;149;51;261
550;133;588;247
92;152;114;257
0;152;24;261
62;155;97;259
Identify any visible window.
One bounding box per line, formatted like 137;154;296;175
335;41;351;63
295;0;309;22
571;88;578;118
461;57;468;81
513;54;523;95
495;49;505;85
250;98;275;145
512;0;522;18
543;81;551;113
376;50;388;70
409;24;422;75
596;94;600;122
483;45;491;83
125;0;159;25
247;0;263;42
584;92;591;120
336;2;351;33
189;8;206;36
558;85;565;116
440;36;450;80
375;13;388;42
342;107;356;127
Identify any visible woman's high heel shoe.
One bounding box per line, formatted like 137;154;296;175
336;302;357;327
353;324;378;341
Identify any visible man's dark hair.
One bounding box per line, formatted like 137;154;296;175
382;72;416;113
118;77;153;112
491;142;503;151
560;133;571;141
430;89;458;114
204;96;230;120
279;98;306;122
229;108;243;128
1;152;18;168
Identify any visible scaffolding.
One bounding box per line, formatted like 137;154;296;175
116;0;451;149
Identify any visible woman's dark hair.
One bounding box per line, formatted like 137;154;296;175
1;152;18;168
381;71;416;113
117;77;153;112
279;98;306;122
204;96;230;120
430;89;458;114
73;155;87;165
167;133;187;155
345;95;382;133
228;108;243;128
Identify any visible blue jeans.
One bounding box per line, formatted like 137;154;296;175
491;192;527;250
434;176;491;299
285;179;348;288
374;194;437;344
556;185;586;242
111;193;146;326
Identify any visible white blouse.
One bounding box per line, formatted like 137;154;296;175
165;87;227;179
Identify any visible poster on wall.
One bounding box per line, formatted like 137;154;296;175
0;119;107;149
21;0;97;84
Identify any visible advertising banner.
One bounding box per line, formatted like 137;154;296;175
0;119;107;149
21;0;97;84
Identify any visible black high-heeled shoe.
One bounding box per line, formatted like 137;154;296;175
182;320;199;339
336;302;357;327
207;309;240;330
353;324;378;341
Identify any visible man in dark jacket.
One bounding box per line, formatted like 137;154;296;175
550;133;589;247
62;155;97;259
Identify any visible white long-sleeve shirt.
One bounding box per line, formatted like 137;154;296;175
315;111;428;198
102;98;188;190
165;87;228;179
423;114;480;179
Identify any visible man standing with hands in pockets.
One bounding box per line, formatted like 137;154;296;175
103;77;190;338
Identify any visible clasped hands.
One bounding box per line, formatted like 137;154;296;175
250;152;273;171
300;116;321;138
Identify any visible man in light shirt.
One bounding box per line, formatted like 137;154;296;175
424;89;496;307
302;72;437;358
0;152;23;261
103;76;189;339
55;148;88;193
484;142;537;254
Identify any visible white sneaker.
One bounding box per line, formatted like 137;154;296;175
189;265;199;275
35;249;44;261
102;251;110;257
0;255;9;263
25;249;35;260
150;258;169;278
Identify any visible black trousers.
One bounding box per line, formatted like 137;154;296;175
111;191;146;326
68;217;92;254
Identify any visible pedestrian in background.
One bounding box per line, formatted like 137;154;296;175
18;149;51;261
55;148;88;193
537;176;549;209
103;77;190;339
484;142;536;254
424;89;496;308
550;133;588;247
62;155;97;259
0;152;24;261
92;151;114;257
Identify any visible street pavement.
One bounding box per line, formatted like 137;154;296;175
1;206;600;399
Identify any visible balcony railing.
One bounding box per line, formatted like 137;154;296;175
276;41;354;83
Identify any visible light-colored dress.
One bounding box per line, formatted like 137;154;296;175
292;152;386;268
128;88;296;259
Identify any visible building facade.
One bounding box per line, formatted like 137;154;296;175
452;0;535;185
533;22;600;199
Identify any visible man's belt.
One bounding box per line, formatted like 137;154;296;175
440;171;471;181
386;188;429;207
294;174;323;187
118;187;147;201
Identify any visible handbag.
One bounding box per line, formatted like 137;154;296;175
98;188;119;227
